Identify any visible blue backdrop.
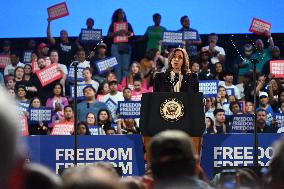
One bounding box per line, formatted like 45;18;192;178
0;0;283;38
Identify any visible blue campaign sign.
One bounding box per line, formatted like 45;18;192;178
17;101;30;116
25;135;145;176
230;114;254;133
88;125;105;135
199;80;219;97
28;107;53;123
226;88;235;96
274;113;284;128
80;29;102;43
68;67;84;82
95;57;118;74
162;31;183;45
117;101;141;119
70;84;91;100
22;51;32;63
183;31;198;41
201;134;283;179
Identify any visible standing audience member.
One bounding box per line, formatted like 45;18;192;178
76;122;91;135
4;51;24;78
79;67;99;91
219;71;241;100
256;109;276;133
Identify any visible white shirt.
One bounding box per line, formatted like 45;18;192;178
58;63;68;75
219;81;241;100
78;60;90;69
102;92;124;104
4;62;25;76
202;45;225;64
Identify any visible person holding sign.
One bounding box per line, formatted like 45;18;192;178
153;48;198;92
263;46;282;76
107;8;134;82
178;15;201;58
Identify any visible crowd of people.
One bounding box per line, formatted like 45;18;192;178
1;9;283;136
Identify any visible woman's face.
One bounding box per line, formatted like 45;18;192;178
228;95;236;102
17;88;26;98
107;73;116;82
270;80;278;91
218;87;227;97
205;118;211;128
86;113;96;125
191;63;200;73
131;63;139;74
103;83;110;94
53;85;62;96
32;98;41;108
24;65;32;74
215;63;223;73
171;50;184;71
99;111;108;121
117;10;125;20
15;68;24;79
83;70;92;81
78;124;87;135
245;102;254;113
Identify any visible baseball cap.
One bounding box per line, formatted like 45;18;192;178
38;43;48;49
97;43;107;49
259;91;268;98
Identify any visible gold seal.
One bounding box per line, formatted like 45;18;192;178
160;98;184;122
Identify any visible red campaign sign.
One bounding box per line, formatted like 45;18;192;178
47;2;69;21
51;123;74;135
32;60;40;73
19;116;29;136
0;55;11;69
270;60;284;78
114;22;128;43
249;18;271;36
36;63;63;87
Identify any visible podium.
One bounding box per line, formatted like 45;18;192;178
140;92;205;158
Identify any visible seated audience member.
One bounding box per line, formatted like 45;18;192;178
267;79;284;111
5;76;15;90
58;105;74;125
16;85;29;104
211;62;224;80
24;163;62;189
105;71;118;83
190;61;201;79
266;137;284;188
86;112;105;135
77;85;108;122
131;76;148;101
76;122;91;135
118;118;140;134
105;127;117;135
245;101;254;114
219;71;241;100
202;33;226;64
46;83;69;126
205;117;216;134
244;73;267;102
97;109;113;131
96;81;110;101
120;177;146;189
123;87;132;101
213;109;227;134
229;101;242;115
28;97;48;135
47;19;77;67
14;66;25;83
149;130;212;189
78;67;99;91
256;109;277;133
4;51;25;78
257;91;274;126
178;15;202;58
23;64;32;82
120;61;147;91
205;97;215;120
215;86;229;111
74;49;91;68
7;88;15;98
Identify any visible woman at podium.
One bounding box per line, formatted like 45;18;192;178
153;48;199;92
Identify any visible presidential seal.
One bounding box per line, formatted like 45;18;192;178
160;98;184;122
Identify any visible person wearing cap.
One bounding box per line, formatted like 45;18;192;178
77;85;108;122
218;71;241;100
149;130;212;189
178;15;202;59
234;44;254;83
37;43;49;58
257;91;274;126
47;18;78;67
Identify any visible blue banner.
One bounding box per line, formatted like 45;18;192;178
199;80;219;97
201;134;283;179
95;57;118;74
117;101;141;119
183;31;198;41
88;126;105;135
274;113;284;128
22;51;32;63
68;67;84;82
80;29;102;43
162;31;183;45
70;84;91;100
28;107;53;123
17;101;30;116
230;114;254;133
25;135;145;176
226;88;235;96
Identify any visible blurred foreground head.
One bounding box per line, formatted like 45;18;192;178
149;130;197;180
0;87;20;187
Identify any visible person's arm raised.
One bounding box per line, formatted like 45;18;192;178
47;18;56;45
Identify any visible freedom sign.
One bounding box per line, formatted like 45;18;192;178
183;31;198;41
28;108;53;123
80;29;102;43
249;18;271;35
95;57;118;74
230;114;254;133
117;101;141;119
270;60;284;78
47;2;69;21
114;22;128;43
201;133;282;179
70;84;90;100
67;66;84;82
0;55;11;69
25;135;145;176
18;115;29;136
199;80;218;97
22;51;32;63
162;31;183;45
36;63;63;86
51;123;74;135
274;113;284;128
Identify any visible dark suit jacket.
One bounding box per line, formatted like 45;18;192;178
153;72;199;92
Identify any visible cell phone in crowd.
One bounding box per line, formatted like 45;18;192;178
219;169;239;189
